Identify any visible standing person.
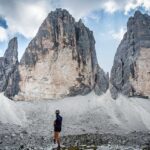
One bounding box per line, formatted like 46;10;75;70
53;110;62;149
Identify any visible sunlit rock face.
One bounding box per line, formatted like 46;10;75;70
16;9;108;100
110;11;150;99
0;37;19;98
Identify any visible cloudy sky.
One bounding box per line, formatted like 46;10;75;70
0;0;150;72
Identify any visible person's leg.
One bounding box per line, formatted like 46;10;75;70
55;132;60;147
57;132;60;147
53;132;56;144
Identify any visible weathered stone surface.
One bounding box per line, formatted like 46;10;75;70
16;8;108;100
0;37;19;98
0;122;150;149
110;10;150;99
94;66;109;96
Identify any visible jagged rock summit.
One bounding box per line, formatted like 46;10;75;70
0;37;19;98
15;8;108;100
110;10;150;99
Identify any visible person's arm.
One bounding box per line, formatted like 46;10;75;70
54;120;56;127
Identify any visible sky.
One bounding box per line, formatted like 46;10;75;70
0;0;150;73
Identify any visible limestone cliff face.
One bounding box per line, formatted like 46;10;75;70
110;11;150;99
0;37;19;98
16;9;108;100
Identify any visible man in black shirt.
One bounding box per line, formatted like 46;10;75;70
53;110;62;149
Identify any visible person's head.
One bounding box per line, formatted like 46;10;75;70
55;110;60;115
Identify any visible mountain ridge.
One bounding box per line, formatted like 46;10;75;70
1;9;150;100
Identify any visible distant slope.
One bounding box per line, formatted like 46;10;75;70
10;91;150;136
0;93;26;125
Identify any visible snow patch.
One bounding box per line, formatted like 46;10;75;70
14;91;150;136
0;91;150;135
0;93;26;125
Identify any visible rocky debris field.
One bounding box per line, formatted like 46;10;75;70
0;122;150;150
1;92;150;149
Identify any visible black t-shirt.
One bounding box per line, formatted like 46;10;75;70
54;115;62;132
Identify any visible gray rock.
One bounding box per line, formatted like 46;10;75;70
17;8;109;100
94;65;109;95
110;10;150;99
4;37;18;64
0;122;149;149
110;86;118;99
0;37;19;98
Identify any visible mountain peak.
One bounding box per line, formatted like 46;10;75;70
4;37;18;64
110;11;150;99
134;10;142;17
0;37;19;98
47;8;74;21
17;9;109;100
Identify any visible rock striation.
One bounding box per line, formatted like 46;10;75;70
15;9;108;100
0;37;19;98
110;11;150;99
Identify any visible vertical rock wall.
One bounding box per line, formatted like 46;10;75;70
0;37;19;98
110;11;150;99
16;9;108;100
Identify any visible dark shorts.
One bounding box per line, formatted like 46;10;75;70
54;127;61;132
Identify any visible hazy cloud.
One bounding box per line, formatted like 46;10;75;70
111;27;126;41
0;0;52;40
0;27;8;42
0;0;149;41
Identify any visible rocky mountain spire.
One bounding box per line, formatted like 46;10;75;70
16;8;109;100
0;37;19;98
110;10;150;99
4;37;18;64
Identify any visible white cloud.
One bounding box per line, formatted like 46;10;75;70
7;2;48;38
60;0;103;19
59;0;137;19
0;0;52;39
125;1;138;14
0;27;8;42
124;0;150;14
61;0;150;17
82;13;101;25
104;1;119;13
139;0;150;11
111;27;126;41
0;0;149;41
